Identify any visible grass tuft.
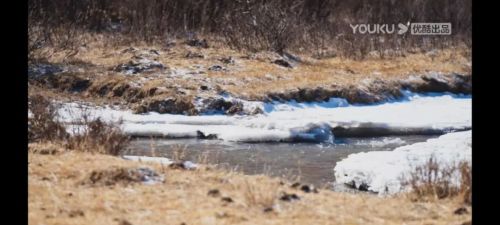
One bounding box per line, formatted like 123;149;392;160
402;156;471;205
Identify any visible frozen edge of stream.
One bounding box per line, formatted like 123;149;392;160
334;130;472;195
55;91;471;143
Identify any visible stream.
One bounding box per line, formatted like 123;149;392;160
124;135;437;188
58;91;471;192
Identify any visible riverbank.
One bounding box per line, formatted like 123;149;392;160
28;39;471;116
29;143;471;225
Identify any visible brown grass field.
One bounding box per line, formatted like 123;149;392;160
29;143;471;225
31;38;471;102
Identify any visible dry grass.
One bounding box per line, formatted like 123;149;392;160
218;48;471;99
402;157;472;205
65;118;129;156
29;143;471;225
28;94;129;155
241;179;280;209
30;37;471;102
28;94;69;142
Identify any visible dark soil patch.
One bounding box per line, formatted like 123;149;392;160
263;73;470;104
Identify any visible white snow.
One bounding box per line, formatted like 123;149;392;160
333;130;472;195
122;155;173;165
354;137;406;147
122;155;198;170
56;92;471;143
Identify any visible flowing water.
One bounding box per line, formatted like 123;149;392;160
124;135;436;188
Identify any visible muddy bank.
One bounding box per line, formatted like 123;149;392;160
263;73;470;104
29;68;470;116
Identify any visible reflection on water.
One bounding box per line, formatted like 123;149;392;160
123;135;435;188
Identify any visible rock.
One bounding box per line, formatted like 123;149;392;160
186;38;209;48
185;51;205;59
262;73;470;105
263;207;273;213
358;183;370;191
280;192;300;202
250;107;264;115
68;209;85;218
273;59;293;68
203;98;233;111
208;65;226;72
291;182;301;188
344;180;372;192
219;56;235;64
200;97;240;113
364;79;403;101
115;219;133;225
300;184;319;193
454;207;468;215
199;98;246;115
401;73;471;94
32;74;91;93
290;123;333;143
226;101;244;115
341;86;380;104
197;130;218;140
133;97;197;115
200;85;209;91
207;189;221;197
221;197;233;203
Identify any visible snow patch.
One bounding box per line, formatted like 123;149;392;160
122;155;173;165
333;130;471;195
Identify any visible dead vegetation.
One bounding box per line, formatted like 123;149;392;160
28;94;69;142
28;41;471;110
242;179;280;209
28;94;129;155
28;0;471;60
402;156;472;206
27;0;472;114
28;147;472;225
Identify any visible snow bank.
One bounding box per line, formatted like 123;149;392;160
333;130;472;195
56;92;471;143
122;155;173;165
